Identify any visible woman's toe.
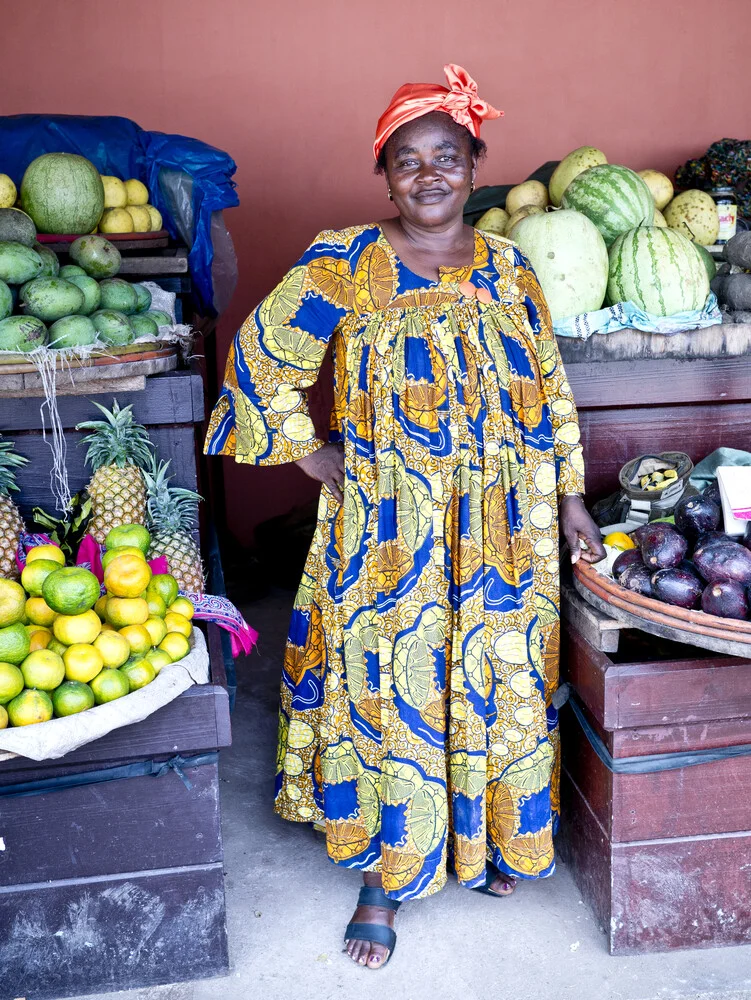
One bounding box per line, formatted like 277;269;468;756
367;944;389;968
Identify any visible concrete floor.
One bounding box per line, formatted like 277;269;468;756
72;591;751;1000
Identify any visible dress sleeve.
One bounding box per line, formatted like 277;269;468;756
519;258;586;498
204;234;348;466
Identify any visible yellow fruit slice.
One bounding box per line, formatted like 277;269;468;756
90;667;130;704
53;609;102;645
99;208;134;234
100;175;128;209
143;616;167;646
121;658;156;691
602;531;637;552
21;649;65;690
163;612;191;638
7;688;53;726
159;632;190;662
126;205;151;232
104;554;152;599
167;597;194;621
93;630;130;668
124;179;149;205
26;596;57;627
0;579;28;627
26;544;65;566
119;624;152;656
63;643;104;683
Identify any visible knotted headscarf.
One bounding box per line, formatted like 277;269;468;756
373;64;503;161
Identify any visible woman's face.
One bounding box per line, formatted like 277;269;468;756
384;112;477;229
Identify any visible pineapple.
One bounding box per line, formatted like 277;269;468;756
0;438;27;580
143;458;205;593
76;400;154;544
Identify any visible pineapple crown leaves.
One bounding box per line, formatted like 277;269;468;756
0;438;28;496
143;457;203;534
75;399;155;471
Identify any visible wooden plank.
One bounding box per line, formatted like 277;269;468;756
0;864;228;999
560;706;615;838
561;579;621;653
119;255;189;275
558;767;612;936
0;762;222;884
0;375;146;398
561;627;613;729
610;716;751;757
558;323;751;366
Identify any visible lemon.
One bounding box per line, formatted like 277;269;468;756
159;632;190;662
146;592;166;618
26;544;66;567
53;680;95;716
145;648;171;674
105;596;149;628
105;524;151;553
21;649;65;690
63;643;104;683
119;624;152;656
164;612;191;638
0;579;28;627
143;616;167;646
104;554;152;599
43;566;101;615
121;658;156;691
0;174;17;209
90;667;130;704
126;205;151;232
168;597;194;621
53;609;101;645
28;628;52;652
0;622;31;664
603;531;637;552
146;574;179;608
7;688;53;726
93;630;130;668
102;546;146;571
0;662;24;704
47;637;68;657
145;204;163;232
99;207;134;233
26;596;57;627
124;178;149;205
100;175;128;209
0;704;7;728
22;558;62;597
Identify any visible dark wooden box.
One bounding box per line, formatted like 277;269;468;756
0;623;231;1000
559;620;751;955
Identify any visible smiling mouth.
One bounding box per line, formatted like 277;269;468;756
413;190;448;202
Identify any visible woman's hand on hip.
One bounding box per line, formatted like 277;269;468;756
559;495;606;564
296;443;345;503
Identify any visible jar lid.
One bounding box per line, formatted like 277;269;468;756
712;186;735;196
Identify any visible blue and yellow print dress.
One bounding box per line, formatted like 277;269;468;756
205;224;585;901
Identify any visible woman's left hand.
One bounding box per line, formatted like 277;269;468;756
559;495;606;565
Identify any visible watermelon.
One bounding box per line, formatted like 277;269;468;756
130;314;159;339
562;164;655;246
511;209;609;320
0;280;12;321
69;235;121;279
21;153;104;235
607;227;710;316
33;242;60;278
145;309;172;327
0;315;47;352
66;274;101;315
695;244;717;284
20;278;85;323
132;283;152;313
59;264;86;279
99;278;138;314
92;310;134;347
48;314;96;349
0;208;36;246
0;242;43;284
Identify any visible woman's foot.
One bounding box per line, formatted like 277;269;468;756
488;871;517;896
344;873;397;969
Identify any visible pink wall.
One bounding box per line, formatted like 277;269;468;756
3;0;750;544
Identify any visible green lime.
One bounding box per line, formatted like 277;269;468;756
105;524;151;554
90;667;130;704
0;578;27;627
121;658;156;691
0;622;31;665
7;688;53;726
146;574;178;608
42;566;101;616
21;649;65;690
0;662;24;704
21;558;63;597
47;637;68;656
52;680;95;716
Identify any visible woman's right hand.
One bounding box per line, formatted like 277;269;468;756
296;443;345;503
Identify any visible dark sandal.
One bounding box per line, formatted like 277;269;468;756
449;858;518;898
344;886;401;968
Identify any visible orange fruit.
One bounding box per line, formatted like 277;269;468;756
146;574;178;608
43;566;100;615
90;667;130;704
143;616;167;646
168;597;194;621
145;648;172;674
121;658;156;691
28;629;52;652
105;596;149;628
145;592;166;618
93;630;130;668
105;524;151;554
603;531;637;552
26;596;57;627
119;624;152;656
104;554;152;599
26;544;65;566
159;632;190;662
52;680;95;716
53;609;101;645
0;579;28;627
7;688;53;725
0;662;24;704
63;643;104;683
102;546;147;571
0;622;31;664
163;612;191;638
21;649;65;690
22;559;63;597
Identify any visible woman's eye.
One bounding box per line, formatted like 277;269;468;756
438;156;458;164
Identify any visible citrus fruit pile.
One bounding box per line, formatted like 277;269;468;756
0;524;195;729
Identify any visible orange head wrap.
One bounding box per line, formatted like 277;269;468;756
373;64;503;162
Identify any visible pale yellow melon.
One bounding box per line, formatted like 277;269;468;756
144;204;163;232
475;207;509;236
653;208;667;227
0;174;17;209
664;190;719;246
549;146;607;206
505;204;545;238
638;170;674;211
124;179;149;206
99;208;134;234
100;176;127;209
126;205;151;233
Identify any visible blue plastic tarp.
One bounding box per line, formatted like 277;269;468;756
0;114;238;315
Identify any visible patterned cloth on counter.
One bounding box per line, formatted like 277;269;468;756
554;293;721;340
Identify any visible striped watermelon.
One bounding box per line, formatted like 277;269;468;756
21;153;104;235
562;165;654;246
607;227;710;316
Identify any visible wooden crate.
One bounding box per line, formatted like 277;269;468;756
558;604;751;955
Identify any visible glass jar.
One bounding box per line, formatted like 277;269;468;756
712;187;737;244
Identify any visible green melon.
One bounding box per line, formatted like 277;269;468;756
21;153;104;235
59;264;86;279
33;242;60;278
607;226;710;316
694;244;717;284
0;208;36;246
91;310;134;347
145;309;172;327
47;314;96;349
66;274;101;315
0;242;43;284
512;209;609;321
130;314;159;339
0;280;12;321
562;164;655;247
0;315;47;352
132;283;152;313
20;278;85;323
69;235;121;278
99;278;137;314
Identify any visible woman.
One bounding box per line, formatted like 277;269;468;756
205;64;605;970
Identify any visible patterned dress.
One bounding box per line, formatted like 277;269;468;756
205;224;584;901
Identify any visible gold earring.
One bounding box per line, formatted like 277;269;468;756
470;183;475;194
388;189;393;201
